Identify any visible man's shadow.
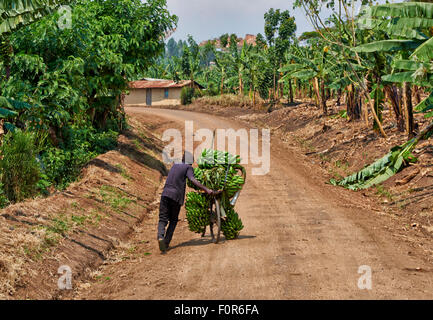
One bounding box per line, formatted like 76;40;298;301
169;234;256;250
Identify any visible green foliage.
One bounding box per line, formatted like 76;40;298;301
149;8;297;102
0;183;10;208
219;33;229;49
330;139;418;190
0;0;66;36
180;86;194;105
99;185;133;213
0;0;176;205
1;0;177;131
0;130;40;202
41;126;118;189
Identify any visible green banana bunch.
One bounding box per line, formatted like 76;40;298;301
185;192;211;234
224;174;245;198
185;149;246;239
197;149;241;169
221;206;244;240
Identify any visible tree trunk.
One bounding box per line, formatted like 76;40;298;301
384;85;404;132
273;71;276;100
289;79;293;104
320;78;327;115
312;78;320;109
309;80;313;99
346;84;361;121
251;73;255;106
363;74;387;137
413;85;422;106
403;82;415;138
336;88;341;106
239;71;243;96
220;74;224;95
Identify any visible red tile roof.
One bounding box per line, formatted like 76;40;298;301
129;79;198;89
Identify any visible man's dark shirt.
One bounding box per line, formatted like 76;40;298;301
161;163;195;206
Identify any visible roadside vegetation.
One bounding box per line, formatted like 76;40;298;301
0;0;176;205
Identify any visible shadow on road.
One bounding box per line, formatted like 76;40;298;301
170;234;256;250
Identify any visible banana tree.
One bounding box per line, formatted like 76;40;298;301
233;41;251;96
213;50;231;95
279;43;331;114
244;49;265;106
0;0;67;80
354;2;433;137
331;2;433;190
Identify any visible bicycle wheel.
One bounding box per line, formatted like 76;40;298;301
213;198;222;244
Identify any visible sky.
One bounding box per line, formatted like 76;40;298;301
165;0;334;42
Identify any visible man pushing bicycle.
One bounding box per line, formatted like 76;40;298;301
157;151;220;253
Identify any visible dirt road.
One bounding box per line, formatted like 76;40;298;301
76;108;433;300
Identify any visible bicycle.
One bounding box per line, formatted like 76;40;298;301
201;193;222;243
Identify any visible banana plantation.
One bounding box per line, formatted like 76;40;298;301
149;1;433;189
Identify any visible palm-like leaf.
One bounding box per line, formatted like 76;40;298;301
353;40;421;53
0;0;67;35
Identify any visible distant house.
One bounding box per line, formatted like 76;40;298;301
125;78;203;106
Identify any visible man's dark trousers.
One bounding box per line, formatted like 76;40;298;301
157;196;181;246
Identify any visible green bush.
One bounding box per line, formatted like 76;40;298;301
205;83;219;96
41;147;95;190
0;183;10;208
181;87;195;105
89;130;118;154
193;89;204;99
41;126;118;189
0;130;41;202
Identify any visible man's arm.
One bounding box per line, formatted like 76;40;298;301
186;166;216;195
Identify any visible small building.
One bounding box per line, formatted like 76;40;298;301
124;78;203;106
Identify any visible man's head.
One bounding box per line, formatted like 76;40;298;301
182;151;194;164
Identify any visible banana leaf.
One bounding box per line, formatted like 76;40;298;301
353;40;420;53
392;60;425;71
0;0;65;35
330;139;417;190
363;17;433;33
425;110;433;118
329;75;354;90
410;37;433;61
359;16;431;39
330;120;433;190
382;72;433;87
3;122;16;132
286;53;318;71
415;91;433;118
384;23;429;40
369;2;433;19
278;63;304;73
289;69;316;80
278;68;316;83
0;96;18;118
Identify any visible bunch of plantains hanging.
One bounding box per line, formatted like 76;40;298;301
185;149;246;240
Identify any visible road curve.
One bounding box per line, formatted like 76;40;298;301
80;107;433;299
